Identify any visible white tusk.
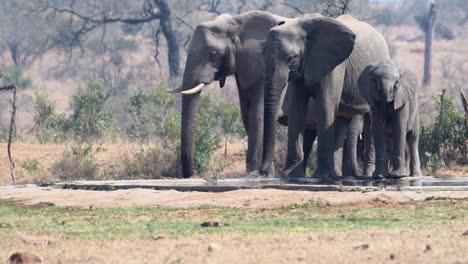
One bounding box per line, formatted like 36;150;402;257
181;83;205;95
165;87;183;93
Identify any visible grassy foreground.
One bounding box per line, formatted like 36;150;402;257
0;200;466;241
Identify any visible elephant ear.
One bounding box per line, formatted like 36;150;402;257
394;67;418;110
358;64;378;106
301;17;356;85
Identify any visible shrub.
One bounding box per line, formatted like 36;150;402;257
32;92;69;143
50;145;99;181
20;159;43;173
117;147;180;179
193;95;222;174
420;95;468;172
218;101;246;157
70;78;116;142
127;84;179;143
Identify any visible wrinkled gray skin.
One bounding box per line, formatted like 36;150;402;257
260;14;389;179
178;11;291;178
278;88;371;177
344;113;375;177
358;61;422;178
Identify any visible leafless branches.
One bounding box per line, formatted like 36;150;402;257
38;0;180;78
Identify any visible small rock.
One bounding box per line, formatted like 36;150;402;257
201;221;219;227
352;242;369;250
208;243;222;252
152;235;165;240
9;252;42;264
389;254;395;260
462;231;468;236
424;244;432;253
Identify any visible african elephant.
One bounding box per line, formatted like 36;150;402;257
278;86;370;177
358;61;422;178
166;11;291;178
260;14;390;179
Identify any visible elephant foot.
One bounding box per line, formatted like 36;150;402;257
364;165;375;178
388;169;409;179
313;166;335;181
410;168;422;177
372;170;387;180
283;164;305;179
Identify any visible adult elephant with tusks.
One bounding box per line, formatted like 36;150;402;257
166;11;290;178
260;14;389;179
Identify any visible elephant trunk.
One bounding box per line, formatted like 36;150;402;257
260;62;288;175
347;115;364;176
181;93;200;178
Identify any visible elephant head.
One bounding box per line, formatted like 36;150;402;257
358;61;418;110
260;14;356;173
169;15;238;178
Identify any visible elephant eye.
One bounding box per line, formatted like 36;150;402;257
209;51;220;60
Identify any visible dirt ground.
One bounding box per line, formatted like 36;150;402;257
1;187;467;263
2;227;467;264
0;186;466;209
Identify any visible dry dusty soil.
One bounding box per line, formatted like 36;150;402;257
0;186;467;263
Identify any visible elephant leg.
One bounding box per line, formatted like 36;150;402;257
283;85;308;179
333;117;350;177
347;114;364;177
372;107;388;179
389;109;409;178
314;67;345;179
408;125;422;177
405;140;410;175
238;88;258;173
303;129;317;174
362;114;375;177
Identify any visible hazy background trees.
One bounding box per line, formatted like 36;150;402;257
0;0;466;179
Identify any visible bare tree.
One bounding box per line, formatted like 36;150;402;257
0;0;55;66
423;2;438;86
37;0;181;79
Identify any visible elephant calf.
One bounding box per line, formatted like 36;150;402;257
358;60;422;179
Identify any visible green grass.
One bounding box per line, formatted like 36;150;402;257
0;201;466;241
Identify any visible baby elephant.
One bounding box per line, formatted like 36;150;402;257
359;61;422;179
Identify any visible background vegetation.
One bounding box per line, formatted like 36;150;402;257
0;0;466;182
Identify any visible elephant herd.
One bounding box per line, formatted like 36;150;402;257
166;11;422;180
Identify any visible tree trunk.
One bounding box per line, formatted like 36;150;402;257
153;0;180;79
423;2;437;86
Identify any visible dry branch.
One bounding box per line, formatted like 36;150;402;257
0;79;17;185
7;87;17;185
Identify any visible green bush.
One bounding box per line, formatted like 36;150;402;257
117;147;180;179
127;84;179;143
218;101;246;157
70;78;116;142
193;95;222;174
50;145;99;181
32;92;70;143
420;95;468;172
20;159;43;173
